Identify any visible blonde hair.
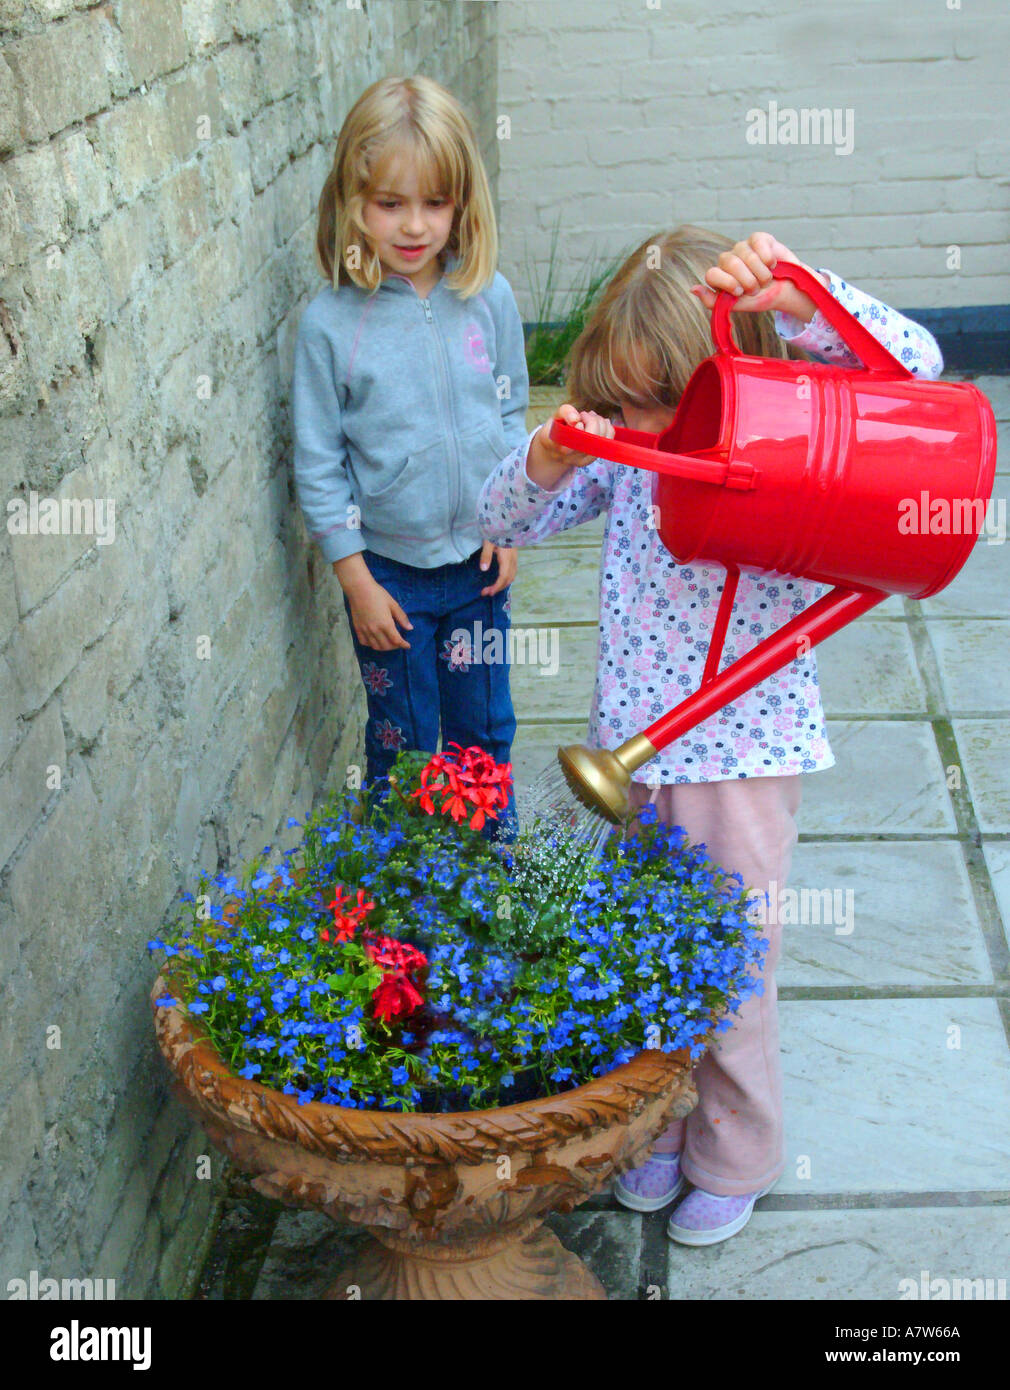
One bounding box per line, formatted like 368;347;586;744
566;225;809;414
315;75;497;298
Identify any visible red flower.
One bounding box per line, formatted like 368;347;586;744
410;743;512;831
371;972;425;1023
321;885;375;943
363;930;427;1024
362;932;427;975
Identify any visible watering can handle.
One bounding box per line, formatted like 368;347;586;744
544;421;759;490
711;261;914;378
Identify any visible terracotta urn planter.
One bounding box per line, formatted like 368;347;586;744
152;974;698;1300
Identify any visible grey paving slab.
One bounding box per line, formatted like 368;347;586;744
977;474;1009;543
926;620;1010;714
780;841;991;988
545;1208;643;1300
980;842;1010;955
799;721;956;835
779;998;1010;1194
953;720;1010;834
920;538;1010;619
510;546;601;625
509;624;597;720
816;620;928;716
972;375;1010;421
866;591;906;618
252;1209;368;1300
664;1206;1010;1301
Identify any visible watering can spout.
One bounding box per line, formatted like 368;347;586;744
558;737;659;825
559;586;888;823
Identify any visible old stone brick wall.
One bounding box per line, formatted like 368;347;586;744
498;0;1010;316
0;0;497;1298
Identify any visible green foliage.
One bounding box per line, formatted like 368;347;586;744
485;810;600;955
522;219;631;386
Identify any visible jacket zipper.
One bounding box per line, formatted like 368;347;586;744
420;294;462;556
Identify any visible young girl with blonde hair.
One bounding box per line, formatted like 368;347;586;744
479;227;942;1243
293;75;526;828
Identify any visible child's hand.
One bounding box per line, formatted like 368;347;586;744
527;404;615;488
690;232;829;323
345;575;413;651
477;541;517;596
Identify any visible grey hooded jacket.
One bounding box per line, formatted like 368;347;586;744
291;252;530;568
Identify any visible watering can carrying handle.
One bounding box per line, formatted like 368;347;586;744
545;420;759;489
712;260;914;378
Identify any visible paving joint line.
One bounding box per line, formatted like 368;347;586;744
607;1190;1010;1218
794;832;991;842
778;984;1004;1002
903;606;1010;995
751;1190;1010;1210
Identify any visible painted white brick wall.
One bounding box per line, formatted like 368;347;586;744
497;0;1010;315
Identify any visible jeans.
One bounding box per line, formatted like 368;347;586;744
342;545;518;841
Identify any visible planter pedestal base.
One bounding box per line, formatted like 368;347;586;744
327;1219;605;1301
153;974;699;1302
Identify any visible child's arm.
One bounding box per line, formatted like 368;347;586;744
774;271;944;379
292;309;363;566
478;407;617;548
293;307;411;650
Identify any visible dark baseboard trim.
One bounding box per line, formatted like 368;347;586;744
902;304;1010;375
524;305;1010;375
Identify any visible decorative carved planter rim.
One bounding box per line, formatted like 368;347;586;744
152;971;694;1167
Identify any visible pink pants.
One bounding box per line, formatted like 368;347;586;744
626;774;802;1197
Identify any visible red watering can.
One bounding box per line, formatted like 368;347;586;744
549;261;998;822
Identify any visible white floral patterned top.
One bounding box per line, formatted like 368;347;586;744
478;270;944;784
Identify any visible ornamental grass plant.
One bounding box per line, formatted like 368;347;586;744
149;745;767;1112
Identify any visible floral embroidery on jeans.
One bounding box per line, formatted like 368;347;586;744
438;635;472;672
376;718;405;750
362;661;392;696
